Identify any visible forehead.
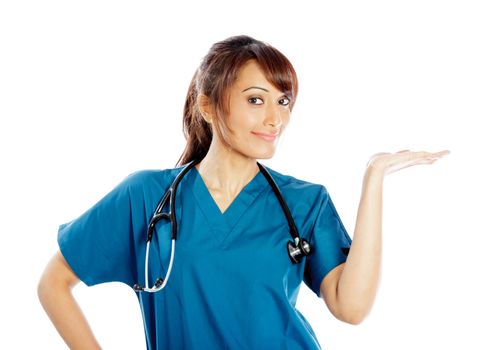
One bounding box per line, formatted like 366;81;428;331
233;60;276;91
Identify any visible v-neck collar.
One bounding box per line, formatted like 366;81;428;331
187;164;270;243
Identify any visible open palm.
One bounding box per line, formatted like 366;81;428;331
367;150;450;175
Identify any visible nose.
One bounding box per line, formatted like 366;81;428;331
264;103;284;129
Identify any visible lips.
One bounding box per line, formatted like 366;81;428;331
252;131;278;142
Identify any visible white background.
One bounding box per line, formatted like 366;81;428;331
1;1;478;349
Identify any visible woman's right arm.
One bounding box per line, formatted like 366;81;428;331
37;250;102;350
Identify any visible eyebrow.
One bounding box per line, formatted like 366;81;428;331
242;86;269;93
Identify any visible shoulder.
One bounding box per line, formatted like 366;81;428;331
261;164;329;203
116;165;186;193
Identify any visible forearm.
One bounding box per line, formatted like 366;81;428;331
38;280;101;349
337;166;384;323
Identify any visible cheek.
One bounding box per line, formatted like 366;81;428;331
281;110;291;127
283;115;291;128
227;111;257;133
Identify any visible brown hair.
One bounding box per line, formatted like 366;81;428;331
175;35;299;167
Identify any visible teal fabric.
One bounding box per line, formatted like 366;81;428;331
58;163;352;349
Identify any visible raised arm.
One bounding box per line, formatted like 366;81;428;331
319;149;450;324
37;250;102;349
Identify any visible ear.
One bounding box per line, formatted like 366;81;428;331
196;93;213;123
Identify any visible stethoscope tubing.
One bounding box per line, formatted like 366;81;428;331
134;159;312;293
142;239;176;292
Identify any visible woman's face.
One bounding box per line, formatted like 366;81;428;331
221;59;292;160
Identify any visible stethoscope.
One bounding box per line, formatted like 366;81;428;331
133;159;313;293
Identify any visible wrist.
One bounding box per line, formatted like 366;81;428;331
364;165;385;182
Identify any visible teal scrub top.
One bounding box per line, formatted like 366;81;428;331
58;163;352;350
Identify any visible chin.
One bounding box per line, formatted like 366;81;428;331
252;148;276;160
234;143;276;160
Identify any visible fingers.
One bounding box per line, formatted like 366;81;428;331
424;150;450;160
411;150;450;165
433;150;451;157
396;149;450;159
417;158;438;165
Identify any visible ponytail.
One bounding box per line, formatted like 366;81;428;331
175;70;212;167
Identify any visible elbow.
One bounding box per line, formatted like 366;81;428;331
335;288;375;325
343;313;366;325
338;306;369;325
37;262;72;307
37;270;53;306
37;251;79;305
37;270;72;314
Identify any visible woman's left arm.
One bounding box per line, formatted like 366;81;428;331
320;149;450;325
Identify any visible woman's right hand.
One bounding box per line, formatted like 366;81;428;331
37;250;102;349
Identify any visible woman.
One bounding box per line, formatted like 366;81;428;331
37;34;449;349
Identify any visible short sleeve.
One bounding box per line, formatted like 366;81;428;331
57;173;140;288
303;185;352;298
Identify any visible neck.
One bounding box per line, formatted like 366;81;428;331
195;138;259;193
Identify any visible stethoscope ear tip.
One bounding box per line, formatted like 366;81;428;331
133;284;145;292
154;278;164;288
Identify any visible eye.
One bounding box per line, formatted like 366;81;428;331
248;97;264;105
279;97;290;106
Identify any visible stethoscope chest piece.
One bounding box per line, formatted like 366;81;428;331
287;237;312;264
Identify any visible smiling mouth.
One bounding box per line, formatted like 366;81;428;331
251;131;278;142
